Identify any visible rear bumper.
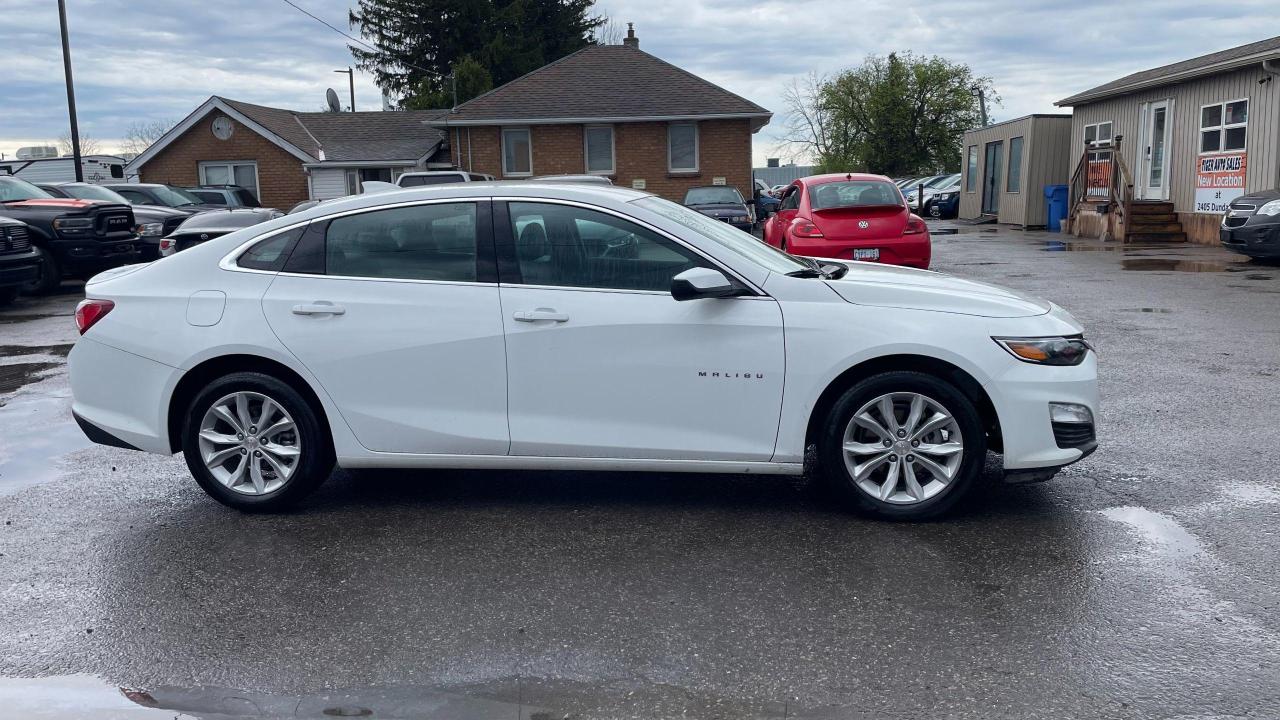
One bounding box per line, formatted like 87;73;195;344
787;235;931;268
1221;223;1280;257
68;337;181;454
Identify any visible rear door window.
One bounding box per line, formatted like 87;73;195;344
324;203;479;282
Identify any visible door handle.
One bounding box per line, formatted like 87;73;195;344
513;308;569;323
292;302;346;316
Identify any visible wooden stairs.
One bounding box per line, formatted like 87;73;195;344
1126;201;1186;243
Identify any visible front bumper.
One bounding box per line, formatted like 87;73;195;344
49;236;141;274
983;349;1099;471
0;248;42;288
1221;222;1280;258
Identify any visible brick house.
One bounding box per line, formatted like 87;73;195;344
126;96;451;210
428;27;772;202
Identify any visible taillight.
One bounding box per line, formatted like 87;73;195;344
791;219;825;238
904;215;927;235
75;299;115;335
159;238;174;251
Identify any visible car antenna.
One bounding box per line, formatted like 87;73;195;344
846;173;852;180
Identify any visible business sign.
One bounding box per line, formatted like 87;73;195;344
1194;151;1246;213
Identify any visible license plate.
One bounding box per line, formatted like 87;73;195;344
853;248;880;261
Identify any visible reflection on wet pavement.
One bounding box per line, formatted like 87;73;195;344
0;362;61;397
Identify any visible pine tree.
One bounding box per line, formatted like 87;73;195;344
349;0;605;108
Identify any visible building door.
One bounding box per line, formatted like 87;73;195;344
1140;99;1172;200
982;141;1003;215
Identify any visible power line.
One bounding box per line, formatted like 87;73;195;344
277;0;442;79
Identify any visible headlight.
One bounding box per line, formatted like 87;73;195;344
53;217;93;234
993;336;1092;366
1258;199;1280;216
940;192;957;199
137;222;164;236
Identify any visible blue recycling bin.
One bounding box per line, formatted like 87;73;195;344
1045;184;1069;232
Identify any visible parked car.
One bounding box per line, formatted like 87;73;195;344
683;185;754;231
159;207;285;257
903;174;958;207
100;183;222;213
929;188;961;219
770;184;789;197
750;181;781;223
0;176;138;293
0;217;42;305
762;174;930;269
39;182;188;261
1220;190;1280;259
183;185;261;208
68;181;1097;520
396;171;494;187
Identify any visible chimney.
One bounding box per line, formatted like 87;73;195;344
623;23;638;48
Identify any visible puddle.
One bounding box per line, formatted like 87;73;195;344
1245;273;1274;280
1120;258;1238;272
0;313;64;325
0;362;61;396
0;384;93;496
1040;241;1177;252
1099;506;1202;555
1118;307;1172;313
0;343;74;359
1219;482;1280;506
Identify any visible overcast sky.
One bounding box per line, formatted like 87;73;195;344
0;0;1275;166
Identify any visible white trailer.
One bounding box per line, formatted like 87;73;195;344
0;155;132;185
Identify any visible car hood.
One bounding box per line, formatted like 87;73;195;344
1233;189;1280;206
820;262;1052;318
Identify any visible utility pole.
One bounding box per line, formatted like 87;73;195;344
971;86;988;127
57;0;83;181
334;67;354;111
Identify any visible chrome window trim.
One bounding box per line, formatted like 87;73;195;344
494;195;766;296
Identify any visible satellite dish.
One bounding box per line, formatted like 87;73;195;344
325;88;342;112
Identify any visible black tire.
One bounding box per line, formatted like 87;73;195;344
181;371;334;512
0;286;19;306
818;371;986;521
22;246;61;295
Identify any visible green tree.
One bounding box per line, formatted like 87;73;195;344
349;0;604;108
402;55;493;109
781;52;996;176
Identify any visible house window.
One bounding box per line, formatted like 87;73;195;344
502;128;532;177
1083;121;1113;198
1083;121;1113;149
199;161;258;199
1006;136;1023;192
584;125;615;174
964;145;977;192
344;167;394;195
1200;99;1247;153
668;123;698;173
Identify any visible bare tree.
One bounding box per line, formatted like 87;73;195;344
774;73;834;165
592;18;624;45
120;119;175;156
57;131;101;156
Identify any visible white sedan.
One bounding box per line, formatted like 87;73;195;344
68;182;1097;520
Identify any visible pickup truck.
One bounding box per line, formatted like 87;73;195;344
0;217;41;305
0;176;138;293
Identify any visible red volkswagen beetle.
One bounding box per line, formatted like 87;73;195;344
762;173;931;269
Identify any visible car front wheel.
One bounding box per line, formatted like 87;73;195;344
23;246;60;295
819;371;986;520
181;372;333;511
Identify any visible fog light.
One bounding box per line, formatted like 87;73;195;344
1049;402;1093;424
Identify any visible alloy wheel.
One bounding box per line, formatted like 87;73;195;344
197;391;300;495
842;391;964;504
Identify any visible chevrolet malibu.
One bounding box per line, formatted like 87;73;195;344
68;182;1097;520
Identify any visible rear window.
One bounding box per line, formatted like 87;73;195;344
683;187;744;205
235;188;260;206
808;181;903;210
191;190;227;205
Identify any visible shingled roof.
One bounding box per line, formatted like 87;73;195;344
129;96;448;171
1058;35;1280;106
429;44;771;129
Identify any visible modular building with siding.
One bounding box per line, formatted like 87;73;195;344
959;114;1072;227
1057;35;1280;245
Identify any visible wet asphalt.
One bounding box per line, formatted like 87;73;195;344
0;228;1279;719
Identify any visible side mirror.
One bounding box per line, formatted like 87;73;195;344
671;267;737;301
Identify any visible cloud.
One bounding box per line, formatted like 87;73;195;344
1;0;1275;165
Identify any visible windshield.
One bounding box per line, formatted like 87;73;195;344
151;185;205;206
683;187;744;206
808;180;903;210
62;184;130;204
0;176;54;202
632;196;806;275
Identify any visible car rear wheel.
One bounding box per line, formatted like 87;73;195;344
22;246;61;295
182;372;333;511
819;371;986;520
